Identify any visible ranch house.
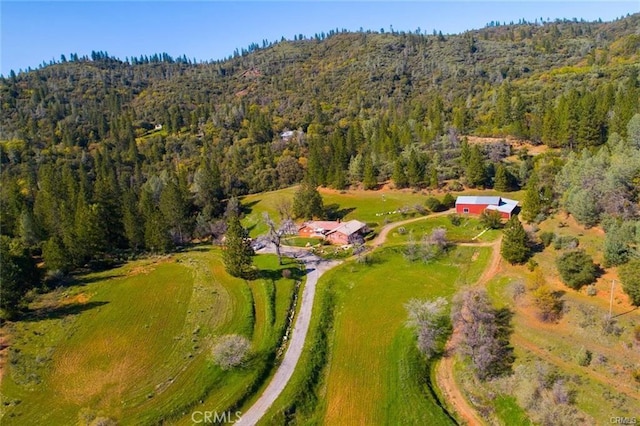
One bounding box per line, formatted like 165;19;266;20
298;219;369;245
455;195;519;219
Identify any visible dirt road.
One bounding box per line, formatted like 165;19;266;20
434;238;502;426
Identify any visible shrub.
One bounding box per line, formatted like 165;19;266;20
586;285;597;296
526;258;538;271
479;209;504;229
425;197;446;212
577;348;592;367
448;213;462;226
448;181;464;192
212;334;251;370
539;231;555;247
556;250;598;290
619;259;640;306
442;192;455;208
532;284;563;322
553;235;579;250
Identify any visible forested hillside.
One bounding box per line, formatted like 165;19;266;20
1;15;639;307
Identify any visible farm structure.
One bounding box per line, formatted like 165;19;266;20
298;220;369;245
455;196;519;219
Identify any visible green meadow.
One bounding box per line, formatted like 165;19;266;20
0;249;300;425
263;243;491;424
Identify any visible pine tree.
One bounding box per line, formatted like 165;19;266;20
501;216;530;264
0;236;39;317
465;145;486;188
223;214;254;278
122;190;144;250
139;190;172;253
362;156;377;190
292;181;324;219
493;163;509;192
521;173;542;222
392;159;408;188
160;176;191;244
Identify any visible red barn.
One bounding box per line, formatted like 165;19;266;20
455;196;518;219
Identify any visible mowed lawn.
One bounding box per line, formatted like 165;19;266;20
1;249;298;425
320;245;490;425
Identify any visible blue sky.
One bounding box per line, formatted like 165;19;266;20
1;1;638;75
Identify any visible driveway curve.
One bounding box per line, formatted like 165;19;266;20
237;245;339;425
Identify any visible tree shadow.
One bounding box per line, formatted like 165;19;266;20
21;301;109;322
254;264;307;282
613;306;639;318
324;204;356;221
242;199;261;214
492;307;516;377
66;272;125;287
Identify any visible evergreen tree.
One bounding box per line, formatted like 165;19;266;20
362;155;377;190
521;173;542;222
42;235;73;273
122;190;144;250
501;216;530;264
619;259;640;306
139;190;172;252
292;181;324;219
160;176;191;244
493;163;509;192
392;159;408;188
0;236;39;318
429;167;439;190
223;214;254;278
465;145;486;188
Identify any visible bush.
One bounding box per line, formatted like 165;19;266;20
212;334;251;370
448;181;464;192
556;250;598;290
577;348;592;367
442;192;455;208
553;235;579;250
425;197;446;212
479;209;504;229
539;231;555;247
586;285;597;296
448;213;462;226
532;284;563;322
619;259;640;306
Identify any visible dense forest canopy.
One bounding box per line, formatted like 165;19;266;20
1;15;639;294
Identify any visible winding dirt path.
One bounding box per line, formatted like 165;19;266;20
237;246;340;425
434;237;502;426
375;211;502;426
371;209;455;247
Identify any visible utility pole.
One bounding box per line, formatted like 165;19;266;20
609;279;615;318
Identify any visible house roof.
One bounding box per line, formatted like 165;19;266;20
455;196;501;206
327;220;367;237
300;221;342;233
486;203;518;214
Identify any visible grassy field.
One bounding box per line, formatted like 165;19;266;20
385;215;501;245
0;249;300;425
241;186;520;237
263;242;491;425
